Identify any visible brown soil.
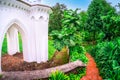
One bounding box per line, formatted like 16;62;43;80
2;47;69;72
81;53;102;80
2;53;56;71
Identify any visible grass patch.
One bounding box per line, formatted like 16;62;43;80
2;35;7;55
2;33;23;55
18;33;23;52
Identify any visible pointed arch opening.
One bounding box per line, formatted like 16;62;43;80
0;19;29;71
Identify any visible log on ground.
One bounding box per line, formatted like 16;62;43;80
1;60;86;80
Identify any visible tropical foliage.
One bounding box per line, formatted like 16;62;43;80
49;69;86;80
90;38;120;79
86;0;116;42
50;9;88;63
49;71;69;80
50;9;83;50
49;3;67;33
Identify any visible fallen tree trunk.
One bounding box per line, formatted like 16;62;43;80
1;60;86;80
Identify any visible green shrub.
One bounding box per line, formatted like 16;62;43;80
2;35;7;55
68;68;86;80
90;38;120;80
49;70;70;80
70;46;88;63
49;68;86;80
50;9;84;51
68;74;80;80
48;40;56;60
0;74;2;79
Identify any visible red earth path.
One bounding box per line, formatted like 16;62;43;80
81;53;102;80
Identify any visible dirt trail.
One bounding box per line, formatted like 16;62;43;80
81;53;102;80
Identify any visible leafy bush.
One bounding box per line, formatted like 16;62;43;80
101;10;120;41
70;45;88;63
48;40;56;60
68;68;86;80
50;9;83;51
50;9;88;64
49;70;69;80
49;68;86;80
90;38;120;79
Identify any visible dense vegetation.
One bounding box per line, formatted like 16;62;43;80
48;0;120;79
2;0;120;79
86;0;117;42
49;3;67;33
90;38;120;79
50;8;88;63
87;0;120;79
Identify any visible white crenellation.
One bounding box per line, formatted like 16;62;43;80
0;0;51;21
0;0;30;13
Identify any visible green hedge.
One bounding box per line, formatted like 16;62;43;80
90;38;120;80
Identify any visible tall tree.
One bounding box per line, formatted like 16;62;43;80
49;3;67;33
116;3;120;14
79;11;88;31
101;10;120;40
86;0;116;42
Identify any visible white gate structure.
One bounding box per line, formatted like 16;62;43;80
0;0;52;72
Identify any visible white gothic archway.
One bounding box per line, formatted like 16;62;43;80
0;0;52;72
0;19;29;72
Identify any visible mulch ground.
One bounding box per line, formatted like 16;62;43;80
81;53;102;80
2;53;54;71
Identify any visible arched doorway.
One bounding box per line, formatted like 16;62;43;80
0;20;28;72
7;25;20;55
1;26;23;55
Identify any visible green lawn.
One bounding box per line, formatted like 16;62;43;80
48;40;56;60
2;33;23;55
18;33;23;52
2;35;7;55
